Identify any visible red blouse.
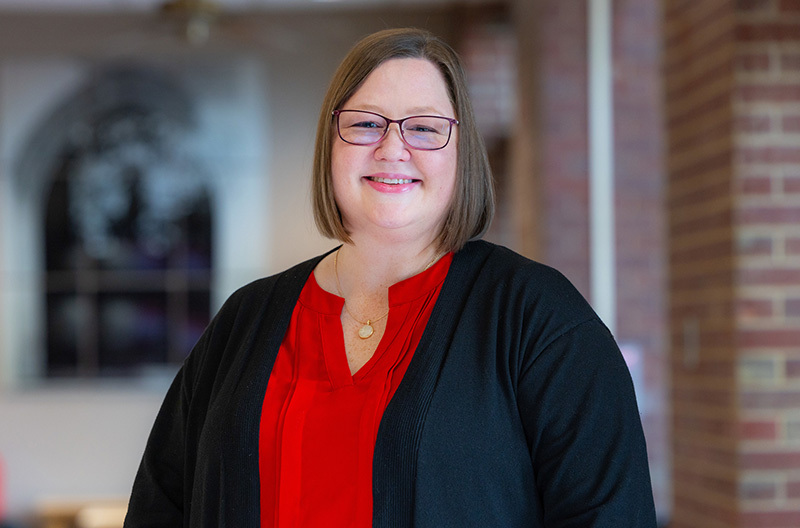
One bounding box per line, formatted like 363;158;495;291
258;253;452;528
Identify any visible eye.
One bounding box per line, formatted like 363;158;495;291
404;117;448;135
406;124;437;133
349;119;383;129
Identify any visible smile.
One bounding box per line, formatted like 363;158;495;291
367;176;415;185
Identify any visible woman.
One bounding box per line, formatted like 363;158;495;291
125;28;657;527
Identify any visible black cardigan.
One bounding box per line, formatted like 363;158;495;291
125;240;657;527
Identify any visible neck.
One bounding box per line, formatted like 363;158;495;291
336;235;442;296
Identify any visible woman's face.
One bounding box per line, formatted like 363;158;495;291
331;57;458;246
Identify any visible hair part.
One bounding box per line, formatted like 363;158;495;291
312;27;495;254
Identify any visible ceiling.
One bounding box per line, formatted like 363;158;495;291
0;0;493;12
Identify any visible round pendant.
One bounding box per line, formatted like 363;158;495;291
358;323;374;339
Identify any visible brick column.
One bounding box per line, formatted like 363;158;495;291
665;0;800;526
664;1;740;527
734;1;800;526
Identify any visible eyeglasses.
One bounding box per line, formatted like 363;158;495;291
332;109;458;151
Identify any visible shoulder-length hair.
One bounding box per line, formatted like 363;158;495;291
312;27;494;254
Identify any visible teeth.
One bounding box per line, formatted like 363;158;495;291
372;177;413;184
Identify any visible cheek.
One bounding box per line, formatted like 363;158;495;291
437;150;458;201
330;143;350;195
330;140;363;182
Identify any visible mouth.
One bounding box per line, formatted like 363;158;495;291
366;176;417;185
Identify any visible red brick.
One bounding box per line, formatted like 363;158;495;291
670;244;727;264
741;449;800;469
787;298;800;316
738;329;800;348
672;496;739;528
674;461;738;491
739;146;800;163
740;419;778;440
737;22;800;41
780;0;800;11
736;114;772;133
783;115;800;132
741;510;800;527
789;479;800;498
737;298;774;318
783;175;800;193
674;386;737;408
738;175;772;194
736;23;771;42
737;83;800;102
741;390;800;409
674;178;731;207
781;52;800;70
739;0;775;10
787;359;800;377
787;238;800;255
740;268;800;286
738;205;800;224
736;52;771;71
665;3;733;49
676;414;737;436
670;208;733;238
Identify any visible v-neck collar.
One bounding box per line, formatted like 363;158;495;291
304;252;453;312
300;253;453;388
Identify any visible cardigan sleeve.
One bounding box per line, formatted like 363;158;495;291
516;318;657;528
123;289;233;528
123;363;191;527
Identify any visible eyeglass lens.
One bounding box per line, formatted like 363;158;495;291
336;110;454;150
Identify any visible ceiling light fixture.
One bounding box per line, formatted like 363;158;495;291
160;0;221;45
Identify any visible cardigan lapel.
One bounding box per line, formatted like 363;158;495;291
371;240;493;527
220;252;332;526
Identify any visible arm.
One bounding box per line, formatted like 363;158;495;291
517;319;657;527
123;294;225;528
123;360;194;527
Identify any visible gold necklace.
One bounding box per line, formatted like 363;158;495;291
333;248;440;339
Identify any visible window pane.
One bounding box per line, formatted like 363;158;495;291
181;289;211;357
46;293;84;376
98;292;168;375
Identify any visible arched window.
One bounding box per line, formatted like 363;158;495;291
39;67;212;377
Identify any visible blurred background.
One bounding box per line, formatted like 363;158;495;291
0;0;796;527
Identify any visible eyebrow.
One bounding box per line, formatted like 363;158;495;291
355;103;449;117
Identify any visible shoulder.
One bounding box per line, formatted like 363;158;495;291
179;248;336;383
455;240;591;312
222;249;334;315
196;248;335;350
451;240;602;352
457;240;569;280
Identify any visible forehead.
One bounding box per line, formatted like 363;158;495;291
344;58;454;117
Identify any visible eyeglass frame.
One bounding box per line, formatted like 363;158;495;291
332;109;459;151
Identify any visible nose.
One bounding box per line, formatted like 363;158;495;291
374;123;410;161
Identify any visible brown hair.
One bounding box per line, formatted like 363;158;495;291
312;27;494;254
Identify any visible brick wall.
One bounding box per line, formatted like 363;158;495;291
457;6;517;250
537;0;592;296
663;1;740;527
734;0;800;526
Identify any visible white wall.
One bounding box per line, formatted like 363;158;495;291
0;384;167;521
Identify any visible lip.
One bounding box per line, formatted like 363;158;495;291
363;173;419;193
